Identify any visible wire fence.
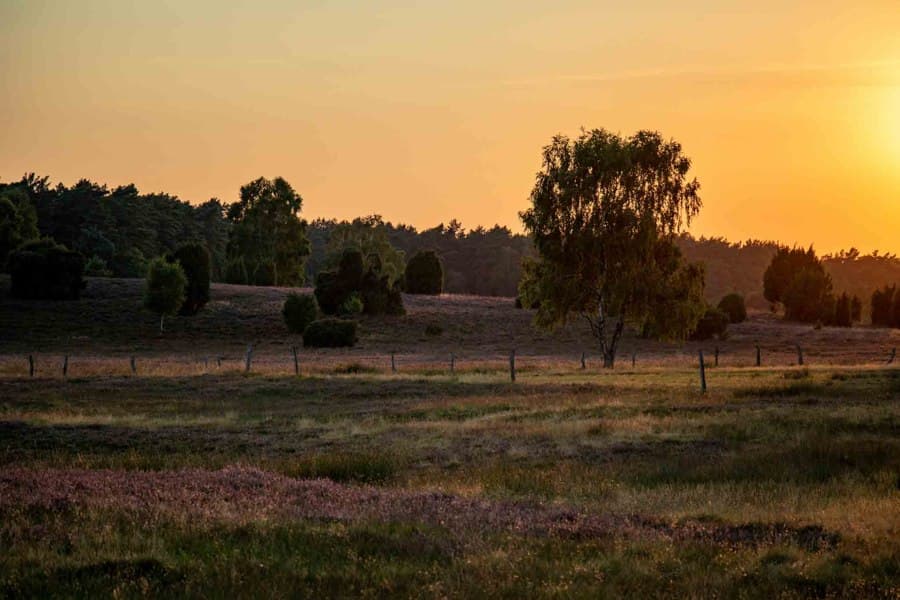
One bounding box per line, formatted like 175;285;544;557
1;342;896;381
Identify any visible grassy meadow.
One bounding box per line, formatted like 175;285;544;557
1;278;899;597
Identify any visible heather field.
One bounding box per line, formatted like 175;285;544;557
1;364;898;598
1;279;899;598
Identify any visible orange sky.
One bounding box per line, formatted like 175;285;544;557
2;1;898;254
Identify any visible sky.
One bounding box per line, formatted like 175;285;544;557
2;0;898;254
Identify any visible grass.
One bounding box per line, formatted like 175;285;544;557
1;278;899;596
1;363;898;598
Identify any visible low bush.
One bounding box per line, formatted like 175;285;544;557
143;257;187;332
717;293;747;324
84;255;112;277
425;323;443;336
282;293;318;333
404;249;443;295
339;292;363;316
9;239;85;300
169;243;211;315
691;307;729;340
302;318;358;348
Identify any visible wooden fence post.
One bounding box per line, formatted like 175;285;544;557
391;352;396;374
888;348;896;365
216;357;222;368
28;355;34;377
755;345;761;367
62;355;68;377
580;351;586;370
796;345;804;366
245;345;253;373
714;347;719;367
292;346;299;375
130;356;136;375
632;352;636;368
699;350;707;393
509;350;516;382
450;353;455;374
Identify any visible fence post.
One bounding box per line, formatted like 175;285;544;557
450;353;455;374
755;345;761;367
796;345;804;366
28;355;34;377
130;356;137;375
245;344;253;373
204;356;209;370
391;352;396;374
62;355;68;377
699;350;707;393
632;352;636;368
509;349;516;382
580;351;586;370
714;347;719;367
292;346;299;375
216;357;221;369
888;348;896;365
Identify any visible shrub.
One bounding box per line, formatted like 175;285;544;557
339;292;364;316
282;293;318;333
143;257;186;332
832;292;852;327
425;323;443;336
404;249;443;295
850;295;862;323
109;247;148;278
9;239;85;300
314;270;343;315
302;318;358;348
315;248;405;316
717;293;747;324
690;307;729;340
360;271;405;316
169;243;211;315
84;255;112;277
871;285;896;327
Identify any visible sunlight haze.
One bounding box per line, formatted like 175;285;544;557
2;0;898;253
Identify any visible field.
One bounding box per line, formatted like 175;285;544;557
1;277;899;598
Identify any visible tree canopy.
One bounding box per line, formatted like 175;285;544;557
519;129;705;367
226;177;310;286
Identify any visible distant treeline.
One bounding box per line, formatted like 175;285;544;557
2;174;899;305
307;218;531;296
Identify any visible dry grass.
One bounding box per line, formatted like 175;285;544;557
1;278;899;597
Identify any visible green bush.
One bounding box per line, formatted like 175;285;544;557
315;248;404;316
170;243;211;315
84;255;112;277
360;271;405;316
717;293;747;323
9;239;85;300
143;257;186;332
282;293;319;333
302;318;358;348
339;292;364;316
690;307;729;340
404;249;443;295
109;247;148;278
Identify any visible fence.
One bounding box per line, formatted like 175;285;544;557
3;344;897;384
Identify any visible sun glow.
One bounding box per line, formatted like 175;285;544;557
886;86;900;161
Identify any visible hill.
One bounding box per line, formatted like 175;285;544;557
2;276;897;372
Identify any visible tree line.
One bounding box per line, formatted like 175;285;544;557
2;172;899;312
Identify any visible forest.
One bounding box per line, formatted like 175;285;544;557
2;173;899;309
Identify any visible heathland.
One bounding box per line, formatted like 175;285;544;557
1;277;898;597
